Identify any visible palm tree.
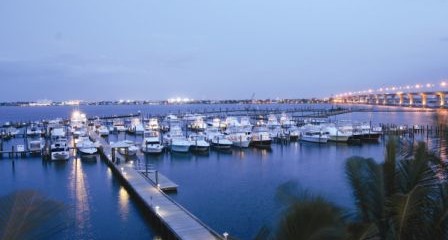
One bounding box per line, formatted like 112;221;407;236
258;139;448;240
255;181;347;240
0;190;68;240
346;140;448;240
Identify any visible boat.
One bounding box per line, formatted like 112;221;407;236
352;122;382;142
28;138;44;154
97;125;110;136
116;140;139;156
27;124;43;136
209;134;232;150
163;125;191;153
51;139;70;161
70;111;88;137
250;121;272;148
51;127;66;139
113;119;127;132
188;133;210;152
145;118;160;131
189;116;207;132
76;136;98;155
128;118;145;135
141;131;164;154
301;130;329;143
225;123;251;148
322;124;352;143
283;126;300;141
4;127;20;137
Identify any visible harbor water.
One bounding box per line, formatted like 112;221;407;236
0;104;446;239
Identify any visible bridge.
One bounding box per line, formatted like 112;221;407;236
332;82;448;108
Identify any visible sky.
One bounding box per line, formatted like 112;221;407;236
0;0;447;101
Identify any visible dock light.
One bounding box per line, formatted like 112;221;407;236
130;160;133;164
155;205;160;213
223;232;229;240
157;184;161;189
121;167;124;171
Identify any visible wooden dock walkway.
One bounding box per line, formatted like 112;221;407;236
89;131;222;240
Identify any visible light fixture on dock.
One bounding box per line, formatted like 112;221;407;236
155;205;160;214
223;232;229;240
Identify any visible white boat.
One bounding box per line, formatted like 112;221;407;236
352;122;382;142
209;134;232;150
299;125;329;143
141;131;164;154
251;122;272;148
27;124;43;136
225;124;251;148
188;133;210;152
163;125;190;153
76;136;98;155
240;116;253;133
28;138;44;154
51;127;66;139
145;118;160;131
5;127;20;137
322;124;352;143
116;140;139;156
207;118;227;130
97;125;110;136
280;113;296;128
70;111;87;137
113;119;127;132
128;118;145;135
51;139;70;161
189;116;207;132
283;126;300;141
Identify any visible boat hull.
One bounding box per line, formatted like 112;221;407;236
301;136;328;143
353;133;381;142
232;140;251;148
250;140;272;148
51;152;70;161
141;145;164;154
190;145;210;152
170;144;190;153
328;135;351;142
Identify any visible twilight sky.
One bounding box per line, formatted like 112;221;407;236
0;0;447;101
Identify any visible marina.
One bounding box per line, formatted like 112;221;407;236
1;104;448;239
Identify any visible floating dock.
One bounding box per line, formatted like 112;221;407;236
89;131;222;240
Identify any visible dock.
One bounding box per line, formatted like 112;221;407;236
89;131;222;240
136;167;179;192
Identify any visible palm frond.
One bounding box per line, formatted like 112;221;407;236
0;190;68;240
345;157;384;224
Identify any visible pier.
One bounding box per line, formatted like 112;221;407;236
89;131;222;240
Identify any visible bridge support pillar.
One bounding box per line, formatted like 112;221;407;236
398;94;404;105
421;93;427;107
437;92;445;107
408;94;414;106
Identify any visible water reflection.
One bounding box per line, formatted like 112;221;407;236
118;187;130;221
69;158;93;239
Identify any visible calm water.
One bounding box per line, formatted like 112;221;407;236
0;104;444;239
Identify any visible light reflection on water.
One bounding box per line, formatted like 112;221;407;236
118;187;130;221
69;158;93;239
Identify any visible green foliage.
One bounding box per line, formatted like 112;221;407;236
259;139;448;240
